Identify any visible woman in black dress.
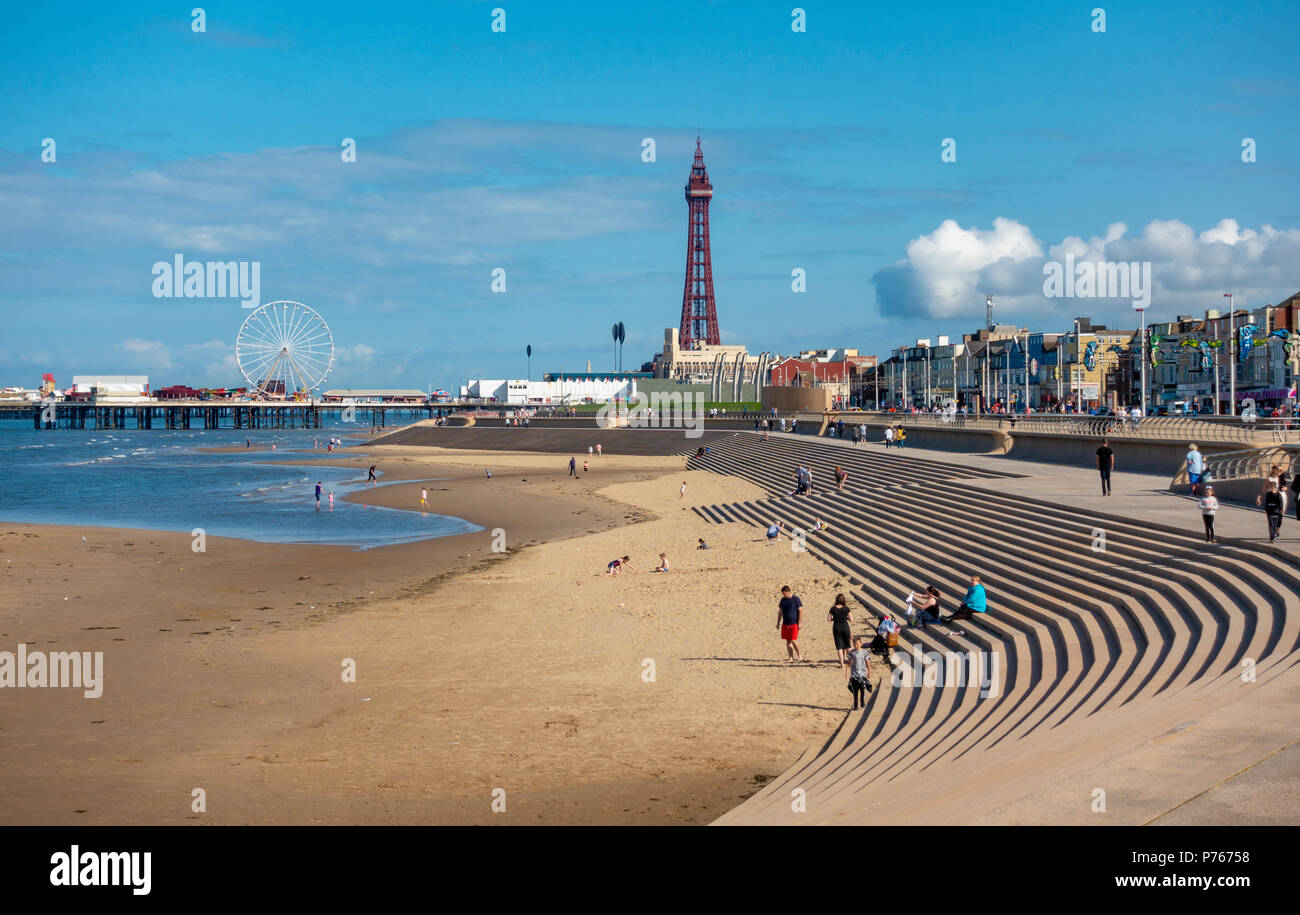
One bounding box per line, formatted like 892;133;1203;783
828;593;854;670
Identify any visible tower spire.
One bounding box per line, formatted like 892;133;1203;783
679;136;720;349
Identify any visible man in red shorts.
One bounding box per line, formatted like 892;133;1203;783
777;585;804;662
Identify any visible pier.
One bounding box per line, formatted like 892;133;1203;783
0;399;442;431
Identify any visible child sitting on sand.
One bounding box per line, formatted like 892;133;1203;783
697;538;709;550
653;552;670;572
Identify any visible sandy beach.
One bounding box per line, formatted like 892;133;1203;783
0;442;860;824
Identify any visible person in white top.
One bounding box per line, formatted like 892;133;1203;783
1199;485;1218;543
1131;405;1143;429
884;426;895;448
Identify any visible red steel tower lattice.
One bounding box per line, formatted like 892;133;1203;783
679;137;720;348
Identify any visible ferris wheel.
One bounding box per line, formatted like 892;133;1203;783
235;301;335;397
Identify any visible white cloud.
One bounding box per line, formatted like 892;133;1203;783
874;218;1300;324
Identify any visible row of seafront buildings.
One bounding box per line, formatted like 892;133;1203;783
456;291;1300;414
868;292;1300;414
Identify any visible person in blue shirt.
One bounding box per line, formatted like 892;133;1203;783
945;575;987;625
1185;444;1204;495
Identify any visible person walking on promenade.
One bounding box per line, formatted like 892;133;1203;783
828;593;854;670
845;636;873;709
1185;444;1204;495
884;426;894;448
568;456;577;477
762;419;769;441
1199;486;1219;543
1096;439;1115;495
858;422;867;445
777;585;804;662
944;574;987;630
895;426;907;449
1291;472;1300;522
1131;405;1143;430
1264;481;1284;542
1256;463;1288;533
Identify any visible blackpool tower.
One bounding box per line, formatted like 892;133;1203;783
679;137;720;348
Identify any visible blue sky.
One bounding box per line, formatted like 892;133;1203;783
2;0;1297;390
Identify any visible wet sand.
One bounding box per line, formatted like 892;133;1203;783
0;443;850;824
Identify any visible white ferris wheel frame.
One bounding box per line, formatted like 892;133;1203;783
235;300;335;397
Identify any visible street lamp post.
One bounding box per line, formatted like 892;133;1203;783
1135;305;1148;417
1224;293;1236;415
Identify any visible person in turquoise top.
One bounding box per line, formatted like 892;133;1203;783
945;574;986;625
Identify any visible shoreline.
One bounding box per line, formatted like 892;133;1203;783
0;442;848;825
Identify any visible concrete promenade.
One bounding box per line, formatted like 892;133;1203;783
692;431;1299;825
792;432;1300;559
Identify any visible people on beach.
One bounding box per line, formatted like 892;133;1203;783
870;614;900;662
1185;444;1204;495
484;468;492;479
588;445;594;456
846;636;873;709
315;481;322;510
906;585;943;628
1264;481;1284;542
328;490;334;510
653;552;670;572
834;466;848;491
246;438;251;449
678;480;687;500
367;465;377;486
777;585;804;661
1199;486;1218;543
766;521;784;542
697;538;709;550
606;555;633;575
569;456;577;477
828;593;854;669
944;574;987;631
1096;439;1115;496
596;443;602;456
812;518;824;533
583;460;589;473
420;487;428;507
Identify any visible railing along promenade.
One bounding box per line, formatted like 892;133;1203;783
819;410;1296;445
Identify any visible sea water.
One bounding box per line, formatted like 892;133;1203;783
0;420;480;549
